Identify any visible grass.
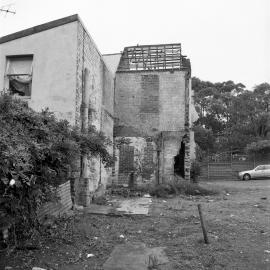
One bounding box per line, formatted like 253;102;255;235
149;181;219;198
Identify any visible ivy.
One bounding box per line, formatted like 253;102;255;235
0;94;113;241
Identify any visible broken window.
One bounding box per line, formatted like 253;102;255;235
5;55;33;97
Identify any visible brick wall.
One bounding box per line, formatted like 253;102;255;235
115;70;190;182
38;181;72;218
115;71;187;136
142;141;155;179
114;137;157;186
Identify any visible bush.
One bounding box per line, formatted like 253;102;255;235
149;181;218;198
0;95;113;241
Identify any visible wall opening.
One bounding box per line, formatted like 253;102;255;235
174;141;185;178
5;55;33;97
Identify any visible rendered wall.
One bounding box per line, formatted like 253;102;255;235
0;22;78;124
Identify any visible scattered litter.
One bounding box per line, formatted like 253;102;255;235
119;234;125;238
9;179;15;186
226;193;230;196
264;250;270;254
143;194;151;198
138;230;142;233
4;267;13;270
265;259;269;262
240;251;243;254
32;268;47;270
207;199;214;202
230;214;235;217
86;253;95;258
254;204;259;207
94;237;98;240
162;200;167;203
261;197;267;200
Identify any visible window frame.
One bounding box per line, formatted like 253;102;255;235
5;54;34;99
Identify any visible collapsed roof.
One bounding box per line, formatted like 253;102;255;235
117;43;190;72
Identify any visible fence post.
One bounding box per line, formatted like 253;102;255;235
207;150;209;181
230;147;233;179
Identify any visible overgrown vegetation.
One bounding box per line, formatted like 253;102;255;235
149;181;218;198
0;94;113;242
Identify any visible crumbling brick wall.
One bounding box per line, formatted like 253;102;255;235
114;70;191;183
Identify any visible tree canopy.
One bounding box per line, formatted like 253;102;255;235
192;77;270;154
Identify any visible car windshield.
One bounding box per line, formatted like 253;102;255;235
255;166;264;170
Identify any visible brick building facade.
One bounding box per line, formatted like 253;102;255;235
111;44;194;186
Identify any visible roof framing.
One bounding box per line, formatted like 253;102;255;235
117;43;189;72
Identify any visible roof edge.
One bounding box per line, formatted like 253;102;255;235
0;14;79;44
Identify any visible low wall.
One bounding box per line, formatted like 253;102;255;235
38;180;72;218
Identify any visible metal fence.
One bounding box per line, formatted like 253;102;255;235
199;151;270;181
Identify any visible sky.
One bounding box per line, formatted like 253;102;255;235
0;0;269;89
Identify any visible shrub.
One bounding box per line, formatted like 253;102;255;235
149;181;218;198
0;94;113;241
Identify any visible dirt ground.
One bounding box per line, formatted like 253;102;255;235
1;179;270;270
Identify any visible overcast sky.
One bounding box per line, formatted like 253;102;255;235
0;0;269;89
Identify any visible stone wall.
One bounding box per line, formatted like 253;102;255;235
75;21;114;205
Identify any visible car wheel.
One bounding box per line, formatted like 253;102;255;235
243;173;251;181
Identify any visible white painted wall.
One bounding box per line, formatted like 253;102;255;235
0;22;78;124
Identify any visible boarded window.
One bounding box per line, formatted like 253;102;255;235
119;145;134;173
6;56;33;97
140;75;159;113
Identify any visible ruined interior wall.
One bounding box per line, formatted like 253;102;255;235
161;132;186;182
114;137;157;186
0;22;78;124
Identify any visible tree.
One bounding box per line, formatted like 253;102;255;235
192;77;270;153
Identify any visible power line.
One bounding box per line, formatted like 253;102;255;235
0;3;16;15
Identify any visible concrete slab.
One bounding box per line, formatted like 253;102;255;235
84;204;114;215
103;242;170;270
84;197;152;216
115;197;152;215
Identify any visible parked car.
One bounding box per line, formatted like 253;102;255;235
238;165;270;180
